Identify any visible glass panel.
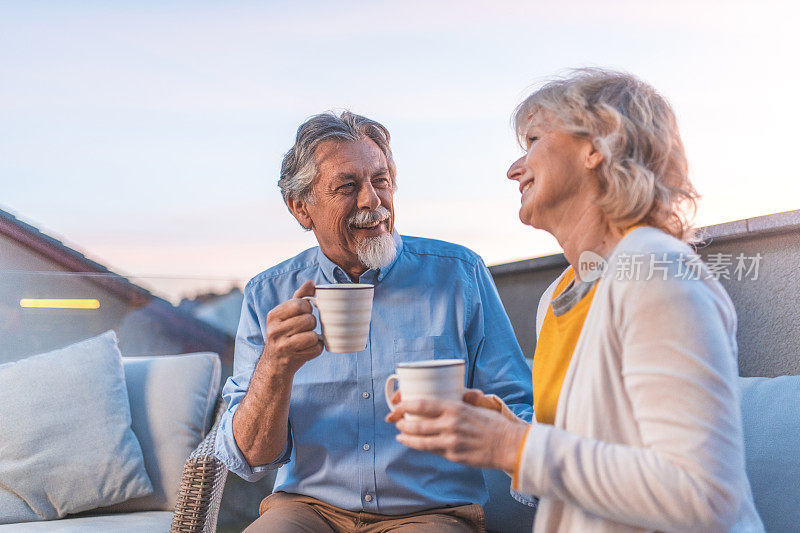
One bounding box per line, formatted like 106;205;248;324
0;271;237;378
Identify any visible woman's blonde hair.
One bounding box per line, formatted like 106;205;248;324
513;68;698;241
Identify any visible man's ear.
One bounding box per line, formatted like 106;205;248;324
287;197;314;230
584;142;604;170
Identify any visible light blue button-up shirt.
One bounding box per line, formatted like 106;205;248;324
215;231;533;514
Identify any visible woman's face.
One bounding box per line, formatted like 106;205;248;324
506;111;599;233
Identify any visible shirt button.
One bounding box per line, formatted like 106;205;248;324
363;443;370;451
362;392;370;399
364;494;373;502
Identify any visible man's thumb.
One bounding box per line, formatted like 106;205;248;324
293;280;316;299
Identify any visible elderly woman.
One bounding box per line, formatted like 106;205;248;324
387;69;764;532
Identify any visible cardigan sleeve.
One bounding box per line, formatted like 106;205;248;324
515;257;750;532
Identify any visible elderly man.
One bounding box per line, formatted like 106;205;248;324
215;111;533;532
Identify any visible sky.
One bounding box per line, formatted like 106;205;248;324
2;0;798;301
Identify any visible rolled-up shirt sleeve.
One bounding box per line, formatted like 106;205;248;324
214;283;292;481
467;258;534;423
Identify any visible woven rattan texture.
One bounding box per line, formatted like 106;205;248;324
170;400;228;533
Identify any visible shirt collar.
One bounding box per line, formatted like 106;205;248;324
316;229;404;285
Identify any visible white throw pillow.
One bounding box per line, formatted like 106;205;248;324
0;331;153;524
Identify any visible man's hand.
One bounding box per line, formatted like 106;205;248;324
262;280;324;376
232;280;324;467
385;398;530;474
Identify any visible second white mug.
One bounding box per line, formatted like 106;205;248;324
385;359;465;420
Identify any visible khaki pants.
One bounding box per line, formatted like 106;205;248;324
244;491;486;533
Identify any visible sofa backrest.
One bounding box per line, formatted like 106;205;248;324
95;352;221;513
739;375;800;532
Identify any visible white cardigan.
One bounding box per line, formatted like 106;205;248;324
516;227;764;532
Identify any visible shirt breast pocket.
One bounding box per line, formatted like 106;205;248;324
393;336;466;365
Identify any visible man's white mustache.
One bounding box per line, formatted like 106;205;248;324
348;206;391;227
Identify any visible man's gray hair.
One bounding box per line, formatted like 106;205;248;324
278;111;397;206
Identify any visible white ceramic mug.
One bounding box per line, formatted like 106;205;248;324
385;359;465;419
302;283;374;353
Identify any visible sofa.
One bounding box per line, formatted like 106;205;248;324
0;331;226;532
210;374;799;533
2;332;796;532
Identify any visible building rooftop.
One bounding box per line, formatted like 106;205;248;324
0;206;233;360
489;208;800;276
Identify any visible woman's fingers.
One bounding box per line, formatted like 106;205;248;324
463;389;500;411
462;389;485;406
389;398;531;471
395;400;483;436
385;409;403;423
385;398;458;427
396;415;451;436
395;432;449;454
395;422;490;468
384;391;405;423
398;398;448;418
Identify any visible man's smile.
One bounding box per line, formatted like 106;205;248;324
349;219;389;237
347;205;392;239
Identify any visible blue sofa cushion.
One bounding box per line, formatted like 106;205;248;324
0;511;173;532
739;375;800;532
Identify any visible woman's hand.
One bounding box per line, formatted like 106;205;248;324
389;388;502;413
462;388;501;411
385;397;530;473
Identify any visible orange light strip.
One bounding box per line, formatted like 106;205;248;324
19;298;101;310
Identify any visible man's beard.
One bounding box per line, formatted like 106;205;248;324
356;232;396;270
348;206;397;270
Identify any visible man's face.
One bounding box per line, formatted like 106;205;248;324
288;138;395;278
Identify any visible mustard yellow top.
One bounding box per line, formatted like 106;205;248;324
532;266;598;424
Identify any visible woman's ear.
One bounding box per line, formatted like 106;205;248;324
585;143;604;170
287;197;314;230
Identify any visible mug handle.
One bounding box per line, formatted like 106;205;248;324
385;374;399;411
301;296;325;349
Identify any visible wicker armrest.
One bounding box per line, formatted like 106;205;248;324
170;399;229;533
